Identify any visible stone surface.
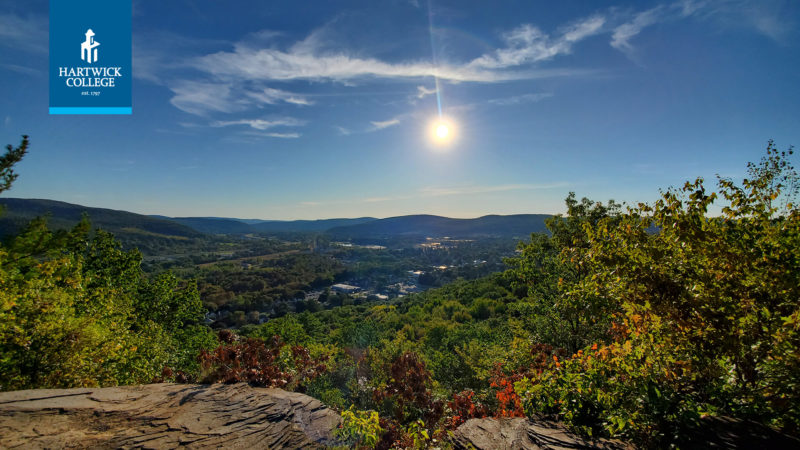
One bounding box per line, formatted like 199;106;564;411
0;383;341;449
452;416;800;450
452;418;629;450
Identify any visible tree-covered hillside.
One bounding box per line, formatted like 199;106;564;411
0;198;221;256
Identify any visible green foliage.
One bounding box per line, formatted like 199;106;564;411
0;135;27;195
0;217;210;389
505;193;621;351
514;142;800;444
0;139;215;390
336;406;384;448
404;419;431;449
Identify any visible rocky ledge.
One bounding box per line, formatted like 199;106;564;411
0;383;340;449
452;417;629;450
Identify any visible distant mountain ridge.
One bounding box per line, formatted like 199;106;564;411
160;216;377;234
0;198;551;240
326;214;550;238
0;198;202;238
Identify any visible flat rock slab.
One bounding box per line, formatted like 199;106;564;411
452;418;629;450
0;383;341;449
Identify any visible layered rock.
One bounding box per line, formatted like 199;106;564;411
452;417;628;450
0;383;341;449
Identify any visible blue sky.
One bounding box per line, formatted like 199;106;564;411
1;0;798;219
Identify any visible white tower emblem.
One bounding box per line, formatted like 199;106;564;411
81;29;100;63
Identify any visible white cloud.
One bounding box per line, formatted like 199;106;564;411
419;183;568;197
300;183;568;207
488;92;553;106
611;6;667;51
467;16;606;70
261;132;301;139
211;117;305;130
188;16;606;84
154;1;792;121
0;13;47;53
2;64;42;76
335;126;352;136
245;87;314;106
609;0;793;54
168;81;312;116
416;85;437;99
369;118;401;130
154;14;608;118
170;81;239;116
698;0;794;42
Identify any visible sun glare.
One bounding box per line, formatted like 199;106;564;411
436;124;449;139
429;118;456;147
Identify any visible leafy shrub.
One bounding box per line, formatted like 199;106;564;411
514;142;800;444
198;331;328;390
336;406;383;449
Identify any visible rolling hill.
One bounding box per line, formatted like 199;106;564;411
156;216;377;235
0;198;207;255
326;214;551;238
1;198;552;246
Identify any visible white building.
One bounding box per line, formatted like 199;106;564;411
332;283;361;294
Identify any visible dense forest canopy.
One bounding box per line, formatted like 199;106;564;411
1;136;798;448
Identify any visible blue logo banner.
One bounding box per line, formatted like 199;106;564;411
49;0;132;115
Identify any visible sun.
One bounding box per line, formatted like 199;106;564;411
436;123;449;139
429;117;456;147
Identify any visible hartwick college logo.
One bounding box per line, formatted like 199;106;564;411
49;1;132;115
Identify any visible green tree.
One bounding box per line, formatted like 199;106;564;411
0;136;215;390
516;142;800;443
506;193;621;351
0;135;28;195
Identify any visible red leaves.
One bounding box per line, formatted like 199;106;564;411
373;352;443;426
446;390;488;428
488;365;525;418
198;331;328;390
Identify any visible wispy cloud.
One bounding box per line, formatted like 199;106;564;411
298;182;568;207
245;87;314;106
188;15;605;84
168;80;313;116
488;92;553;106
697;0;795;42
610;0;793;55
335;126;352;136
416;85;437;99
369;118;401;130
211;117;305;130
419;183;568;197
0;13;48;53
152;14;608;119
611;6;667;52
1;64;42;76
147;1;791;121
257;132;301;139
468;17;606;70
169;81;239;116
